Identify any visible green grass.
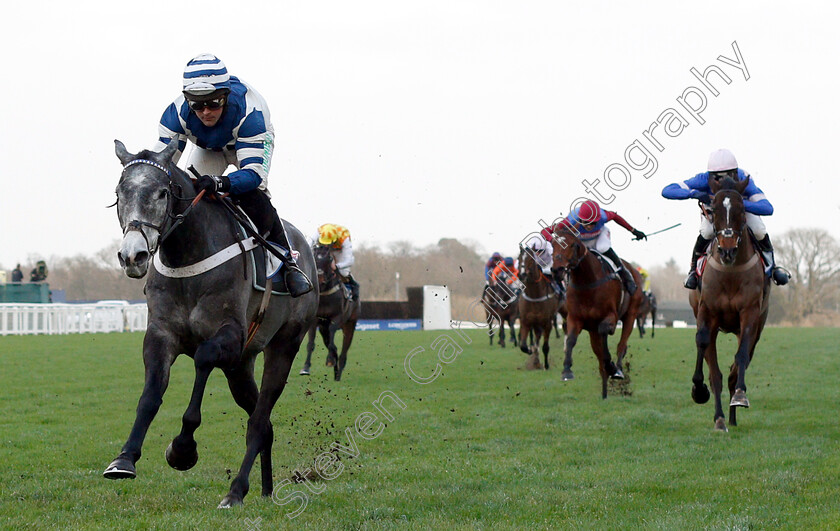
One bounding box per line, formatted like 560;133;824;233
1;327;839;530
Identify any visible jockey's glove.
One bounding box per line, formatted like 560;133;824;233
632;229;647;241
694;192;712;205
194;174;231;195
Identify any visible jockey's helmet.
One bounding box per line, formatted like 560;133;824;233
183;54;231;102
491;252;502;260
707;149;738;172
578;200;601;224
503;257;514;267
318;224;338;245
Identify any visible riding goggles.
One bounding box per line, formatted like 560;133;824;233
188;97;226;111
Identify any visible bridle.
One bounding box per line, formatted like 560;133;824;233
705;196;744;256
116;159;203;255
553;230;586;270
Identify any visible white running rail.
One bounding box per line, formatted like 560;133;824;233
0;303;148;336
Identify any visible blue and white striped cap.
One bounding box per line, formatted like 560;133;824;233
182;54;231;98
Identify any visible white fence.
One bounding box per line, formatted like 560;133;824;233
0;303;148;336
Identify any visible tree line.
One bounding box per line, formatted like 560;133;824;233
4;228;838;325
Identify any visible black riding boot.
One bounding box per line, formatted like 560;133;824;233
757;235;790;286
551;267;566;297
684;235;711;290
268;221;314;297
236;191;313;298
345;274;360;301
603;248;637;294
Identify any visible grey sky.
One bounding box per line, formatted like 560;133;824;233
2;1;838;272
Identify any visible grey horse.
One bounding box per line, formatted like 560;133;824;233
103;140;318;508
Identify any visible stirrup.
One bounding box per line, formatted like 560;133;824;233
285;265;314;297
771;266;790;286
684;272;699;290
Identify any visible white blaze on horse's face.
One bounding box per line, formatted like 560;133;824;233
723;197;732;225
116;170;169;278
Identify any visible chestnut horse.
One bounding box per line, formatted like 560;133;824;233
517;249;560;369
549;227;643;398
689;175;770;431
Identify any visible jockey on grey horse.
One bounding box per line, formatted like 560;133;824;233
155;53;312;296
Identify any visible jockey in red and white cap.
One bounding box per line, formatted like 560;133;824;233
542;200;646;294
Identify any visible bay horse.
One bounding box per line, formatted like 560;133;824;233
549;227;643;398
689;175;770;431
517;249;560;369
483;275;519;348
300;245;360;381
636;291;657;338
103;140;318;508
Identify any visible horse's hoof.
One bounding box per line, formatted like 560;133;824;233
218;495;243;509
325;357;336;368
730;389;750;408
610;369;625;380
714;418;729;432
299;368;310;376
103;457;136;479
692;384;710;404
562;371;574;381
165;439;198;471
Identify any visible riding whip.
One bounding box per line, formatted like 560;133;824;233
644;223;682;237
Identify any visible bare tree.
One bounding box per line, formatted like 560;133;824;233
648;257;685;303
775;228;840;322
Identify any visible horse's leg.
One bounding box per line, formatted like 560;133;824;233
104;325;176;479
518;321;531;355
511;314;519;347
730;318;760;410
597;320;623;380
615;312;636;376
220;333;299;508
319;320;334;367
650;306;656;338
730;323;763;424
335;320;356;382
300;325;316;375
588;331;611;399
325;321;340;368
562;321;580;381
703;326;726;431
691;313;712;405
487;309;494;346
498;316;506;348
166;323;243;471
541;323;551;370
223;357;274;495
727;362;739;426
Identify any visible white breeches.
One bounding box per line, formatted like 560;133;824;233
699;213;766;240
524;235;553;273
581;227;612;253
188;147;239;176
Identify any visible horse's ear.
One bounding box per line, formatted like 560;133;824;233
159;138;179;162
115;139;134;165
708;172;722;195
736;175;750;195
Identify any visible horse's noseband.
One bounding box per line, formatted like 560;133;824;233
120;159;177;255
